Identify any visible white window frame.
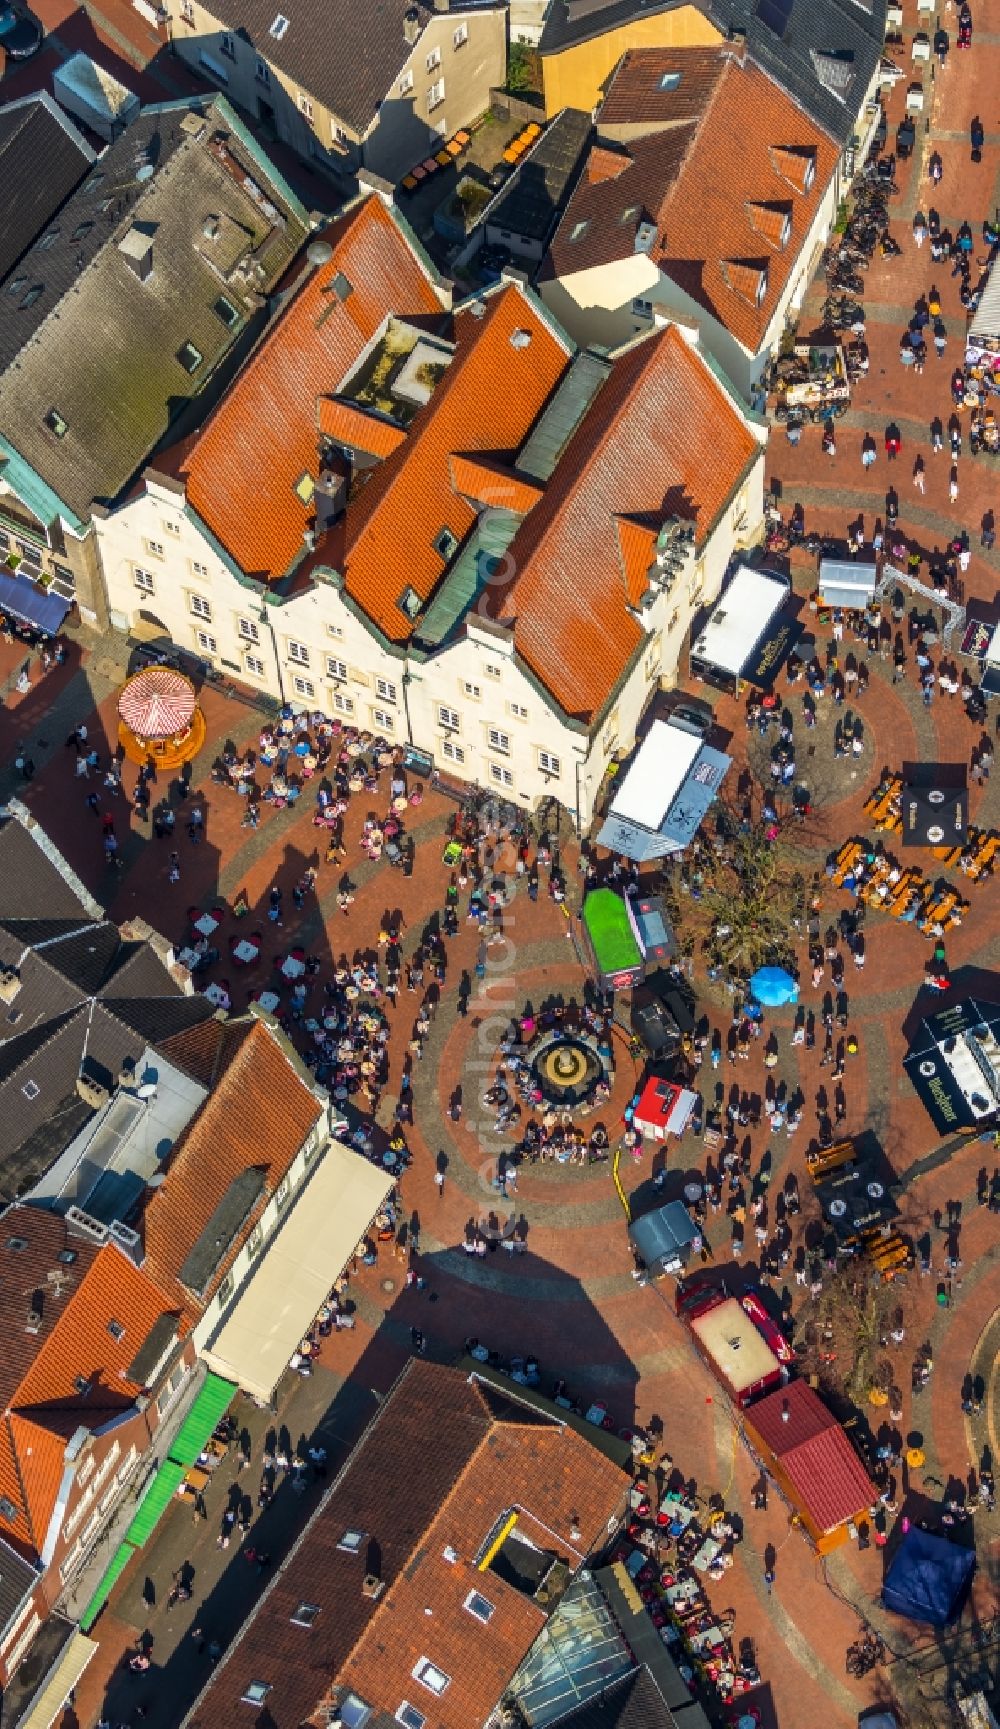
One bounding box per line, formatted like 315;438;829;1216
412;1659;450;1697
375;677;397;704
438;705;460;730
293;676;315;699
245;654;265;678
484;662;502;679
538;750;561;776
333;692;355;715
238;617;260;643
164;518;181;536
179;0;193;19
508;701;527;720
196;630;217;655
327;656;348;680
463;680;481;699
487;727;510;755
441;740;465;764
192;560;208;577
396;1707;425;1729
425;45;441;70
288;640;309;666
399;69;414;94
490;763;514;788
189;594;212;620
463;1589;495;1622
371;707;395;733
427;78;445;110
298;92;314;120
453;21;468;46
134;567;155;593
145;539;164;558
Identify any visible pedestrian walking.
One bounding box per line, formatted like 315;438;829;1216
949;467;959;504
913;456;925;493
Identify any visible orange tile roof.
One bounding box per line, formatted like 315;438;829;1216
596;43;734;127
490;325;760;720
546;49;839;354
722;258;768;304
449;453;544;514
747;200;792;247
318;398;408;460
338;285;570;641
181;196;445;580
586;144;632;183
143;1018;323;1320
614;516;658;607
0;1236;179;1552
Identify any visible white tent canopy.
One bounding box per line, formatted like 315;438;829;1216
202;1141;393;1402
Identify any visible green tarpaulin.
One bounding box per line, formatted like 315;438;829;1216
80;1541;135;1632
124;1459;186;1547
168;1372;235;1468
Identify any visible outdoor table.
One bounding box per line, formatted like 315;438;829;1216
692;1537;722;1573
281;955;306;980
585;1402;608;1427
256;990;280;1013
688;1625;724;1654
233;938;259;964
177;946;200;970
664;1579;699;1607
204;983;230;1010
659;1497;696;1531
193;912;220;936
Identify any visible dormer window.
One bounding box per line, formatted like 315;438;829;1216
803;156;816;191
269;11;288;35
781;211;792;246
756;267;768;305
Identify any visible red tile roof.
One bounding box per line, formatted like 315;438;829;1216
546;47;839;354
186;1363;627;1729
180;196;445;579
143;1018;323;1320
337;285;570;641
318;398;408;460
449;453;544;514
0;1216;179;1555
746;1380;875;1535
488;324;760;719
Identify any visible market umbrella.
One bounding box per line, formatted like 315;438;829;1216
748;966;799;1006
118;666;196;739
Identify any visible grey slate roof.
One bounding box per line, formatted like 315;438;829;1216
485;107;592;245
0;96;307;521
0;94;94;284
196;0;431;134
0;1535;38;1641
0;816;215;1200
539;0;888;143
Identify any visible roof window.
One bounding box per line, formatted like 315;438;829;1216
396;1708;425;1729
291;1602;321;1626
464;1589;495;1623
569;220;590;243
339;1698;373;1729
337;1528;365;1555
241;1682;272;1706
331;271;353;302
57;1249;78;1265
659;70;682;89
71;220;93;243
44;409;68;439
108;1319;126;1341
73;1375;92;1397
434;526;459;561
21;1080;39;1100
6;1237;28;1252
214;295;240;328
399;585;422;619
21;287;43;310
0;1499;17;1524
6;276;27;297
177;341;203;375
412;1659;450;1696
293;472;315;505
38;228;60;251
269;12;289;36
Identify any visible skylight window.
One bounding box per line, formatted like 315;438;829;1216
339;1698;373;1729
0;1499;17;1523
241;1682;272;1706
399;586;422;619
214;294;240;328
464;1590;496;1623
396;1708;425;1729
108;1319;126;1341
293;472;315;506
569;220;590;243
21;287;43;309
6;1237;27;1251
71;220;93;243
177;341;203;375
434;526;459;561
21;1080;39;1100
38;229;60;251
44;409;68;439
291;1602;321;1626
659;70;682;89
337;1528;365;1555
269;12;289;35
412;1659;450;1696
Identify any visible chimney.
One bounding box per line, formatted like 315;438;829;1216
403;5;421;44
781;1398;790;1422
362;1573;385;1600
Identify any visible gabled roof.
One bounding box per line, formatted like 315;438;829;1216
546;47;839;353
746;1380;875;1534
0;98;307;523
0;1208;179;1556
185;1362;627;1729
181;195;446;580
539;0;887;145
336;282;570;641
489;324;759;720
319;398;408;460
192;0;433;135
142;1018;323;1320
0;94;94;282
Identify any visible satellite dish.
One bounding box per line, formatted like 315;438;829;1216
829;1198;848;1217
137;1082;157;1099
307;239;333;267
136;164;155;183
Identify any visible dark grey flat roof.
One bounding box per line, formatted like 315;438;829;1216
178;1166;268;1297
486;108;592;245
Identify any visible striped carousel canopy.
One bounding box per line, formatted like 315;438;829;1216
118;665;196;738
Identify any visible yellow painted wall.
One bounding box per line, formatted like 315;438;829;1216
541;8;723;116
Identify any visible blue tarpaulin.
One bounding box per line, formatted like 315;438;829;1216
882;1527;975;1626
749;966;799;1006
0;569;70;634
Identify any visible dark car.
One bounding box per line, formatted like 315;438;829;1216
669;699;714;737
0;4;43;56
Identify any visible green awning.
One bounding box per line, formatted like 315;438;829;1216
168;1372;235;1468
80;1541;135;1632
124;1459;186;1547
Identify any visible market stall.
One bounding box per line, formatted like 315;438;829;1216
690;566;795;695
633;1075;698;1142
581;889;645;991
818;557;878;612
596;720;731;863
